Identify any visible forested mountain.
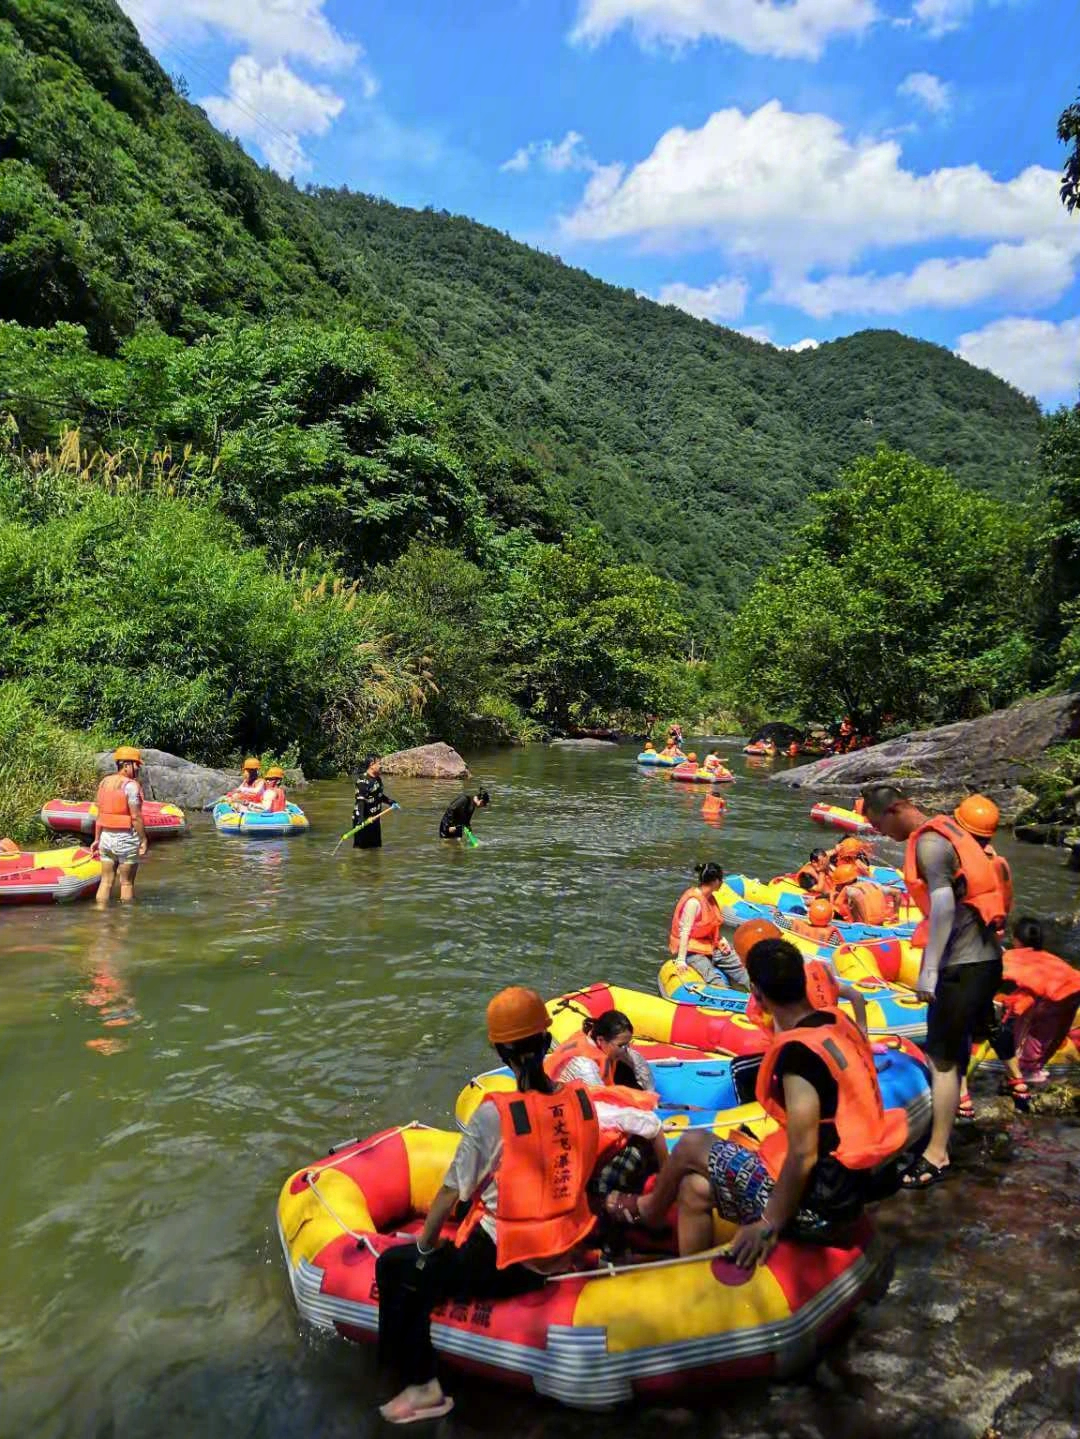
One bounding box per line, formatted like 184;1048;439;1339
0;0;1041;618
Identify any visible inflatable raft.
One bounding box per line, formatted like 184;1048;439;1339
0;845;100;904
636;751;682;767
671;762;734;784
718;878;917;943
41;798;186;839
548;982;770;1058
277;1123;895;1407
212;800;309;837
658;961;928;1043
810;803;876;837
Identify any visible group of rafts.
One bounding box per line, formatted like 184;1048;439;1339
0;760;309;907
275;798;1080;1410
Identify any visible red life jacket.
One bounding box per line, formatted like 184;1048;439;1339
95;773;143;831
455;1085;600;1269
263;785;287;814
232;780;264;803
1001;948;1080;1014
903;816;1012;947
783;915;841;947
669;887;721;956
755;1014;907;1177
545;1031;658;1112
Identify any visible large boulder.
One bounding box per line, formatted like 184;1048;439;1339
771;691;1080;821
378;742;469;779
94;748;306;811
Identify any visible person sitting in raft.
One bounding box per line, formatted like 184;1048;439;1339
353;755;395;849
733;918;869;1041
259;765;287;813
373;987;653;1425
669;862;745;987
827;836;873;873
547;1010;668;1197
795;848;834;895
831;864;896;926
784;895;841;946
439;790;491;840
94;746;149;907
660;732;686;761
1000;916;1080;1085
227;758;264;806
606;938;897;1261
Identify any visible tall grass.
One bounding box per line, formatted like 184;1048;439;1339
0;682;100;844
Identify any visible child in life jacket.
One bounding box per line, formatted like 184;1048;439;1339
228;758;264;806
260;766;287;813
999;916;1080;1084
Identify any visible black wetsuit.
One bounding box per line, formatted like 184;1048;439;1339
439;794;478;840
353;774;392;849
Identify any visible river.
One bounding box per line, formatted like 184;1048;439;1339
2;741;1078;1439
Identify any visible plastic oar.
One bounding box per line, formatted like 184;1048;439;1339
330;803;400;856
463;826;479;848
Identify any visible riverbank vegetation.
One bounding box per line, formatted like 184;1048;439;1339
0;0;1078;839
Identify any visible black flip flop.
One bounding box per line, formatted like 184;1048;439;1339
901;1155;950;1189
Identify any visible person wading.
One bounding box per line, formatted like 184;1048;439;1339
439;790;490;840
860;785;1012;1187
352;756;394;849
94;746;149;907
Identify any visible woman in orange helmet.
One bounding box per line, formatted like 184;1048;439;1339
228;758;264;806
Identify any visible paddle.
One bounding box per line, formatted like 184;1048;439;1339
463;826;479;848
331;802;400;856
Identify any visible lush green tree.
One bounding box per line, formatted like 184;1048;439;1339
727;449;1035;727
1059;92;1080;212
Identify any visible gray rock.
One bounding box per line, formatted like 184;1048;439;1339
94;748;306;811
771;691;1080;821
548;738;617;748
378;742;469;779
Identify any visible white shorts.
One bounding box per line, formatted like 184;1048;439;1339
99;829;141;865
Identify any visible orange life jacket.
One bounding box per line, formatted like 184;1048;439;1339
755;1014;906;1177
835;881;889;927
263;785;287;814
545;1031;658;1112
95;773;143;831
747;959;841;1027
455;1085;600;1269
783;915;841;946
669;886;721;956
794;864;832;895
232;780;264;803
903;815;1012;947
1001;948;1080;1013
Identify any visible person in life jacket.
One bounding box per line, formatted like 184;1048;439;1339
784;894;843;946
794;848;834;896
999;916;1080;1083
606;938;896;1262
94;746;149;907
547;1010;666;1198
861;784;1012;1188
736;916;869;1042
831;866;895;928
668;862;744;986
373;987;652;1424
258;766;287;813
829;835;873;873
228;758;264;806
660;732;686;760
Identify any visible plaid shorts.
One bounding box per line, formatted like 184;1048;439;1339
707;1139;835;1236
98;829;141;865
592;1137;656;1198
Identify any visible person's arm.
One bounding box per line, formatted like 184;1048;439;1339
837;981;869;1035
675;898;700;973
128;782;148;857
625;1046;655;1091
727;1072;820;1268
414;1184;462;1254
415;1108;498;1252
915;834;957;1000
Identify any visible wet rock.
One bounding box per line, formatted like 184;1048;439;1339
378;742;469;779
771;691;1080;820
95;748;231;811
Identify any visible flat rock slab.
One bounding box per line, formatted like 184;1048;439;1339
94;748;306;811
379;742;469;779
549;738;617;748
770;691;1080;819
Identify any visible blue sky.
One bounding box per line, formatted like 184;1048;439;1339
118;0;1080;406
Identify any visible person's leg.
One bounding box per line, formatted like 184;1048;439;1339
675;1172;716;1256
712;949;751;989
635;1130;714;1225
914;962;1001;1179
1021;998;1079;1076
95;855;116;907
118;862;137;904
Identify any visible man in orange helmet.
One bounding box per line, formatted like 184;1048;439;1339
94;746;149;907
860;785;1012;1187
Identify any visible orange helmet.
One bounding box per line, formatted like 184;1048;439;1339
686;752;698;762
264;766;285;780
837;837;866;858
832;860;859;887
486;987;551;1044
242;757;260;772
732;918;783;962
114;746;142;764
954;794;999;839
808;897;834;927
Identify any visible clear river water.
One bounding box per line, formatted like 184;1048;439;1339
2;741;1079;1439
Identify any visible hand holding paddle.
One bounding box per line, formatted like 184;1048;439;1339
331;802;400;856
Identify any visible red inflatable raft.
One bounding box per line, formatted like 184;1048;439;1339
0;845;100;904
809;802;876;837
41;798;186;839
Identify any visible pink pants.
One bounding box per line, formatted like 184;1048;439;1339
1014;998;1080;1073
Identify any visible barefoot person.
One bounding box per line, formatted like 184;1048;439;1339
94;746;148;907
607;938;899;1261
860;785;1011;1188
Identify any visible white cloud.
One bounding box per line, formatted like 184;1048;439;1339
571;0;879;61
202;56;344;175
898;71;952;115
772;239;1079;317
955;317;1080;402
561;101;1073;274
656;277;749;321
912;0;974;36
119;0;361;71
736;327;820;349
501;131;593;175
787;337;821;351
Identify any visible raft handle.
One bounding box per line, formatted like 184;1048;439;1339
327;1137;359;1155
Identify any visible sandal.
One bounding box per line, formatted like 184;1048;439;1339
955;1095;975;1123
604;1191;643;1225
379;1395;454;1425
999;1076;1031;1113
901;1155;950;1189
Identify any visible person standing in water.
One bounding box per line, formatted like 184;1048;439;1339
439;790;490;840
94;746;149;906
353;756;395;849
860;785;1012;1188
